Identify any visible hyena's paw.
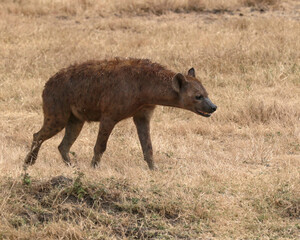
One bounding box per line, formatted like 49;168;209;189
24;152;37;166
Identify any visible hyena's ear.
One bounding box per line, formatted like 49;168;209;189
172;73;187;93
188;68;195;77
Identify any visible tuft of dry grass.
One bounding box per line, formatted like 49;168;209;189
243;0;280;8
0;0;299;239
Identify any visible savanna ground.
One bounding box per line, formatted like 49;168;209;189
0;0;299;239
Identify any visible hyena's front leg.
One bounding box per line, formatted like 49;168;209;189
91;118;116;168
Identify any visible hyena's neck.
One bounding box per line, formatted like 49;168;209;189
143;70;180;108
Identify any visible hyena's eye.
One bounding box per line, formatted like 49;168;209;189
195;95;203;100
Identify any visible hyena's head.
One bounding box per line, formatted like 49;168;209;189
172;68;217;117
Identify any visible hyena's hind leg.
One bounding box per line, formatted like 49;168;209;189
58;114;84;166
24;117;68;166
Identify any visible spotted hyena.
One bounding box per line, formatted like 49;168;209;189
24;58;217;170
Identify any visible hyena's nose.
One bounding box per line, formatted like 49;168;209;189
211;105;217;112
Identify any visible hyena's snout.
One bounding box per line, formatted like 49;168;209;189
195;97;217;117
205;98;217;113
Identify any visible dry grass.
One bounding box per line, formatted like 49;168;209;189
0;0;300;239
0;0;288;16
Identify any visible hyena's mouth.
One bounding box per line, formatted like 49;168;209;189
196;110;211;117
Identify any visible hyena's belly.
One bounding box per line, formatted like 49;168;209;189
71;105;101;122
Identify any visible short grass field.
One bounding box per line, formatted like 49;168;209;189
0;0;299;239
